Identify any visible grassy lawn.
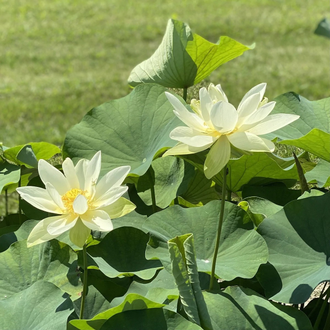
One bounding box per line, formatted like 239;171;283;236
1;0;329;146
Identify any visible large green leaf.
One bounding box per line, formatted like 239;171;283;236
137;157;185;208
168;234;212;329
144;201;268;281
280;129;330;162
109;269;178;311
179;165;219;206
85;269;132;304
204;287;312;329
305;159;330;187
0;159;20;193
0;280;73;330
87;227;162;280
184;152;298;192
264;93;330;161
98;308;202;330
128;19;252;88
314;18;330;39
257;193;330;303
3;142;61;167
0;239;81;299
244;197;283;217
63;83;181;177
0;220;38;252
72;285;114;320
69;293;202;330
242;182;301;206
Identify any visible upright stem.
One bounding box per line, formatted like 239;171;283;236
183;87;188;102
209;165;227;290
308;282;328;318
324;291;330;330
79;244;88;319
314;285;330;330
4;189;9;226
18;175;22;225
150;184;157;213
226;189;231;202
147;167;157;213
5;189;8;217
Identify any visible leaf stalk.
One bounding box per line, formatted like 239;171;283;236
209;165;227;290
79;244;88;319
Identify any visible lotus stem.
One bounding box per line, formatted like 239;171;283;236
4;189;9;225
209;165;227;290
79;244;88;319
18;175;22;225
226;187;231;202
147;167;157;213
313;285;330;330
183;87;188;102
323;290;330;330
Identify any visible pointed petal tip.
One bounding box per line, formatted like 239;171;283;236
91;150;102;162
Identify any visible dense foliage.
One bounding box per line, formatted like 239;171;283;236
0;18;329;330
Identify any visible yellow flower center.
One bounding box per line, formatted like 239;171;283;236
207;128;222;137
61;188;87;213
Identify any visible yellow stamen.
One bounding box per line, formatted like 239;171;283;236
62;188;87;213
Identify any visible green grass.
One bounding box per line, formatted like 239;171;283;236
1;0;329;146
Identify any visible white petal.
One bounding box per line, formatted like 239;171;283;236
238;83;267;107
170;126;216;147
247;114;300;135
210;101;238;133
166;92;206;131
80;210;113;231
93;186;128;208
47;214;78;235
238;101;276;129
84;151;101;192
163;143;209;156
237;93;262;125
228;131;275;152
69;219;91;248
214;84;228;102
190;99;202;116
95;166;130;201
73;195;89;215
199;87;212;123
38;159;70;195
75;158;88;189
204;136;231;179
101;197;136;219
16;186;62;214
45;183;65;210
208;83;228;103
27;216;62;247
62;157;80;189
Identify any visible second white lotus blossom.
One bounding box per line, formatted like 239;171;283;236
164;83;300;179
17;151;135;247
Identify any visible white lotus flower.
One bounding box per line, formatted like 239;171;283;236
164;83;300;179
17;151;135;247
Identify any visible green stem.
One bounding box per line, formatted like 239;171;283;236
4;189;9;226
183;87;188;102
79;244;88;319
150;184;157;213
209;165;227;291
314;285;330;330
324;296;330;330
226;188;231;202
18;174;22;225
147;168;157;213
308;282;328;318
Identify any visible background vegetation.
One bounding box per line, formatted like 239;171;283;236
1;0;329;146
